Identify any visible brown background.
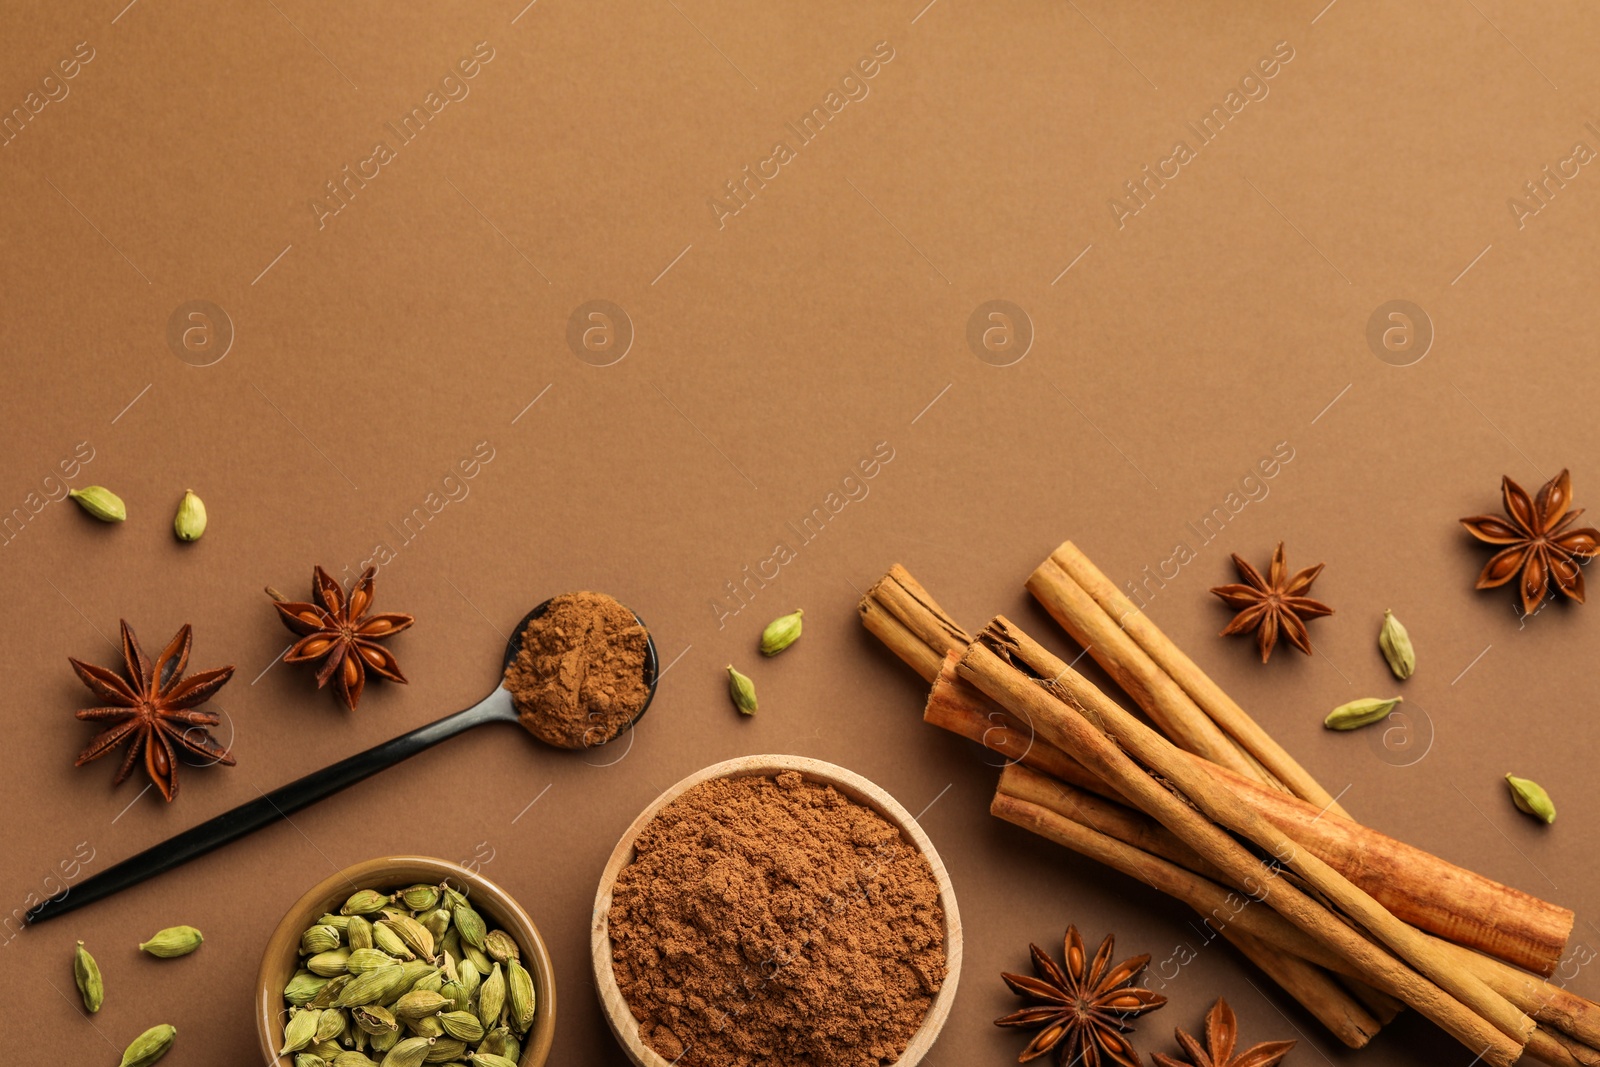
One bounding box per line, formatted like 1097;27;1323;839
4;0;1599;1063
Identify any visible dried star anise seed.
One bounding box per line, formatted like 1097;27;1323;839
70;621;236;802
269;565;413;710
1209;542;1333;663
995;924;1166;1065
1151;997;1294;1067
1460;469;1600;616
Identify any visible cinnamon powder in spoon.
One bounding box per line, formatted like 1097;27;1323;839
502;591;650;749
608;772;947;1067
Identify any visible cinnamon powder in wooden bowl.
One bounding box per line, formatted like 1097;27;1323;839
592;756;961;1067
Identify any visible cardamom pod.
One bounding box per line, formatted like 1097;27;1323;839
347;915;374;952
477;962;505;1030
399;884;440;911
507;959;535;1033
353;1005;398;1036
455;958;479;997
483;929;519;964
759;608;804;656
173;489;206;541
342;890;390;916
439;980;470;1014
421;908;451;941
301;924;344;955
119;1024;177;1067
69;485;127;523
422;1038;465;1063
368;1027;399;1054
468;1054;519;1067
727;664;757;715
392;989;449;1020
281;1009;322;1054
139;925;204;958
461;941;491;975
74;940;104;1013
378;915;435;961
317;914;352;932
307;948;353;977
285;972;331;1007
1324;696;1402;731
334;965;408;1008
315;1008;348;1043
451;903;486;950
395;960;438;991
309;974;350;1009
294;1054;330;1067
436;1010;483;1043
371;922;414;960
1506;774;1557;824
333;1053;381;1067
411;970;444;994
1378;609;1415;680
347;949;404;974
377;1036;431;1067
409;1016;444;1038
480;1026;519;1061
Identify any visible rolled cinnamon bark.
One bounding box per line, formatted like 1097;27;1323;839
959;632;1529;1065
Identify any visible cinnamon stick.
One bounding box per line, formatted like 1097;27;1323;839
1037;541;1347;816
959;633;1529;1065
923;648;1572;976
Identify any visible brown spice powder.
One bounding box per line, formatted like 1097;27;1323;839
608;772;947;1067
502;591;649;749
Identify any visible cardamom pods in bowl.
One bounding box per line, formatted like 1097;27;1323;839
256;857;555;1067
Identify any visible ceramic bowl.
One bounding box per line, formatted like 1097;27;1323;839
256;855;556;1066
591;754;962;1067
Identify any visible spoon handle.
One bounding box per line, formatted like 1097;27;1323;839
26;688;518;925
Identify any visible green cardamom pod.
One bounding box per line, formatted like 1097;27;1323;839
139;925;204;958
399;884;440;911
483;930;519;964
347;949;403;974
371;922;414;960
460;941;491;975
1507;774;1557;824
421;908;451;941
436;1009;483;1043
307;947;353;977
285;971;330;1007
333;1053;381;1067
301;924;344;955
392;990;449;1020
315;1007;347;1043
506;959;535;1034
281;1009;322;1054
468;1054;519;1067
377;1036;431;1067
477;962;505;1030
422;1038;465;1063
347;915;374;952
341;890;390;916
309;973;350;1009
368;1027;399;1054
410;1016;444;1038
451;903;486;950
727;665;757;715
316;914;352;932
412;971;444;995
439;980;470;1014
379;915;435;961
480;1026;519;1061
294;1054;329;1067
119;1024;177;1067
74;940;104;1013
759;608;804;655
395;960;438;991
69;485;127;523
455;958;479;996
334;965;407;1008
1324;696;1402;731
1378;609;1415;680
353;1005;398;1036
173;489;206;541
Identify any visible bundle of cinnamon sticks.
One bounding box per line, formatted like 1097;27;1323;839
859;542;1598;1067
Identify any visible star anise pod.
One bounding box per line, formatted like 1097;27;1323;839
1151;997;1294;1067
1209;542;1333;663
995;925;1167;1065
70;621;236;802
269;566;413;710
1460;469;1599;616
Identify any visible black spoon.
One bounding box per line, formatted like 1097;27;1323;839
27;597;658;925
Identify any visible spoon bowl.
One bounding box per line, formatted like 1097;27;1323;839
27;591;658;924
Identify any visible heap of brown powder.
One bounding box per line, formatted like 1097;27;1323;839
502;591;650;749
608;771;947;1067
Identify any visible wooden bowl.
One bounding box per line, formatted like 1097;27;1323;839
591;754;963;1067
256;855;557;1067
